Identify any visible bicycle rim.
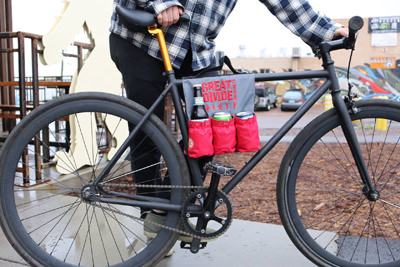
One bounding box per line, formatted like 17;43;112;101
0;92;189;266
278;99;400;266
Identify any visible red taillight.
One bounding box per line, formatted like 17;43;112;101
282;99;285;103
299;98;303;102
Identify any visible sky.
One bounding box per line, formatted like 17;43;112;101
9;0;400;75
216;0;400;57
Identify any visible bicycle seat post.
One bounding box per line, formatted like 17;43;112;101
148;25;173;72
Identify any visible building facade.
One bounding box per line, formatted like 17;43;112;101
230;17;400;74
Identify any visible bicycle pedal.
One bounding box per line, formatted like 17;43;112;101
207;161;237;176
180;240;207;253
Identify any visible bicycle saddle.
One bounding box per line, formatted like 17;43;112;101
116;5;190;30
116;6;156;28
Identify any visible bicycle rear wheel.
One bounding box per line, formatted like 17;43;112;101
0;92;189;266
278;99;400;266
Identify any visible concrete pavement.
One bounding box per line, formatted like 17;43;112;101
156;219;315;267
0;218;315;267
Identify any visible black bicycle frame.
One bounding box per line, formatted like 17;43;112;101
94;41;377;210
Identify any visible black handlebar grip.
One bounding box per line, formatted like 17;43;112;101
349;16;364;32
347;16;364;47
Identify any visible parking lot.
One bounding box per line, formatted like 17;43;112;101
255;104;325;130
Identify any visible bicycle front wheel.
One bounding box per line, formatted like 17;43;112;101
278;99;400;266
0;92;189;266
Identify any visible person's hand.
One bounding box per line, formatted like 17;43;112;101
157;6;183;28
333;27;349;39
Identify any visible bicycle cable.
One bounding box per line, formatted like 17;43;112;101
346;32;359;100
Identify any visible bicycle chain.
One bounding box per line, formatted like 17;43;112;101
98;182;231;241
100;182;207;190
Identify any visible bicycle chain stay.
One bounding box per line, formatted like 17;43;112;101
98;182;232;241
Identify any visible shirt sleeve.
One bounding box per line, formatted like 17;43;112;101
259;0;342;47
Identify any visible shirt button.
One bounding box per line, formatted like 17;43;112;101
196;4;204;12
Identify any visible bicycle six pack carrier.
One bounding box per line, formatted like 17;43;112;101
183;69;260;157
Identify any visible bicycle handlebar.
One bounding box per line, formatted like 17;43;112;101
318;16;364;56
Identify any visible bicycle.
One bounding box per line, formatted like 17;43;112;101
0;6;399;266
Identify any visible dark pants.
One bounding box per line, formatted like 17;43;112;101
109;33;215;199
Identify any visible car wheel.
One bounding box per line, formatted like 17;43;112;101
266;101;271;111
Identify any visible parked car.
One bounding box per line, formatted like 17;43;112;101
254;86;277;111
281;89;305;111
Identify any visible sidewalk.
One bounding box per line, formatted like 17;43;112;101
0;218;315;267
0;230;28;266
157;219;315;267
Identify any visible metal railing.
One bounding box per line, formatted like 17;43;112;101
0;32;93;185
0;31;179;186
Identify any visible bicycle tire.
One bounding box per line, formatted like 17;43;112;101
0;92;190;266
278;99;400;266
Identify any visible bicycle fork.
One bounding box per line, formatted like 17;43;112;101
327;63;379;201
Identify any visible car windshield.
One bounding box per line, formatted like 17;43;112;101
284;91;302;98
255;88;266;96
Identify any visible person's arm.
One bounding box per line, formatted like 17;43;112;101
259;0;347;46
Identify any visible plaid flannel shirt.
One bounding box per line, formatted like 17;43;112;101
110;0;341;71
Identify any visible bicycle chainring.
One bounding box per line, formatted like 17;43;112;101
181;188;233;239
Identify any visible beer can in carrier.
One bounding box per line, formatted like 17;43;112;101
213;112;232;121
236;111;254;120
